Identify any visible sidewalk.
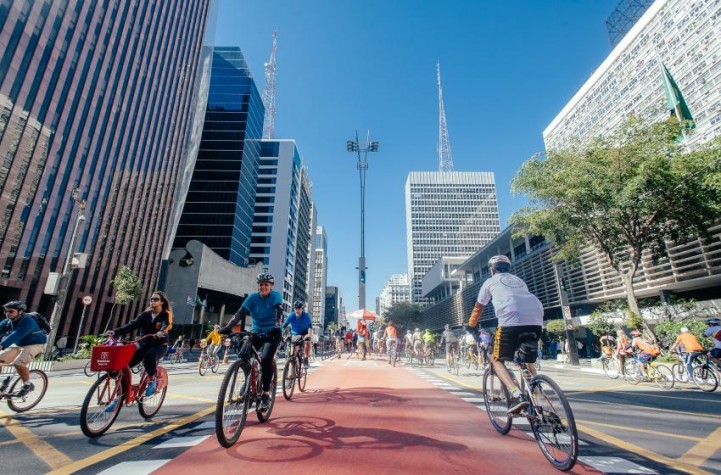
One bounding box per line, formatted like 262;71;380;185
154;357;598;475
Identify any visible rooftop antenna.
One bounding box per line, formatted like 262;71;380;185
262;30;278;139
437;60;454;172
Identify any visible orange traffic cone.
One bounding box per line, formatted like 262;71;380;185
222;346;229;365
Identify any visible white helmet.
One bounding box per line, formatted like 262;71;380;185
488;255;512;273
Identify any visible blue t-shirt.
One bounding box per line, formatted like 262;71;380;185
241;291;282;333
283;311;312;335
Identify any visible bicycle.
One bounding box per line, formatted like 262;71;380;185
599;354;621;379
423;343;436;366
335;337;344;359
0;366;48;413
283;335;309;400
672;352;718;392
483;338;578;471
387;339;398;366
80;335;169;437
624;357;674;390
198;345;220;376
215;331;278;448
446;345;460;375
167;346;183;364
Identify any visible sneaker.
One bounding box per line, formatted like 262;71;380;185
104;398;118;413
259;393;271;411
145;380;157;397
15;382;34;398
0;376;11;393
506;395;529;415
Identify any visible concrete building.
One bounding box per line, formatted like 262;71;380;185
311;226;328;327
291;166;314;308
325;285;339;330
405;171;500;306
378;273;411;318
0;0;213;342
421;257;466;305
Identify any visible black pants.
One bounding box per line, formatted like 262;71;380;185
240;329;281;392
129;344;167;378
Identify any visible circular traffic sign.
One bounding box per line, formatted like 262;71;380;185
82;295;93;306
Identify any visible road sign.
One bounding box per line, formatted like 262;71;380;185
82;295;93;306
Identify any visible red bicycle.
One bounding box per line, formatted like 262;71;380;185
80;335;169;437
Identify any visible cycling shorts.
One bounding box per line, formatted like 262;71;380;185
493;325;542;362
635;352;654;363
445;341;459;354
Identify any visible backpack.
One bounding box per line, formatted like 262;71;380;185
713;329;721;342
26;312;51;334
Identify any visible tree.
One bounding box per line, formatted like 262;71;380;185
383;302;423;332
105;265;144;331
511;118;721;335
546;319;569;342
586;303;619;338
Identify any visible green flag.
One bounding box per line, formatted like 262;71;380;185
659;61;695;129
195;295;203;307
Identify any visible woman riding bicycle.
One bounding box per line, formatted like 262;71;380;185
219;272;283;411
106;291;173;397
203;325;223;363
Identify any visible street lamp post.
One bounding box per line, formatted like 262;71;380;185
46;189;87;357
347;131;379;310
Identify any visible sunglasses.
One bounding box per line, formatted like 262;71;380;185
150;298;161;302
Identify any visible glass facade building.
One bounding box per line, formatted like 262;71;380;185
173;47;264;266
405;171;500;305
0;0;212;340
311;225;327;327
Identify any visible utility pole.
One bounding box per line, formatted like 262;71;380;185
554;262;579;366
347;131;379;310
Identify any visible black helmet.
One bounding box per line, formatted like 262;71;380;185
706;317;720;325
256;272;275;284
293;299;305;309
3;300;27;312
488;255;512;273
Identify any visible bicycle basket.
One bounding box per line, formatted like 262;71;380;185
91;344;136;371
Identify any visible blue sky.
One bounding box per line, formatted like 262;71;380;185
214;0;616;310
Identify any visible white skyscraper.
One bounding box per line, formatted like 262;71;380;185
378;273;411;318
405;171;500;305
311;226;328;327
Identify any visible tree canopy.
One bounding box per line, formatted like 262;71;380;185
111;265;144;305
383;302;423;332
511;118;721;326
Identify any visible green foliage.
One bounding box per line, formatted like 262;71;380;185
653;319;709;351
624;311;644;334
73;334;108;358
510;118;721;319
326;321;337;336
111;265;144;305
383;302;423;332
586;307;617;338
545;319;569;340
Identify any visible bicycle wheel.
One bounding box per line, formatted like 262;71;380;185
624;361;642;385
256;364;277;422
212;356;221;373
602;357;620;379
7;370;49;412
651;364;674;390
282;359;295;400
80;372;124;437
298;360;308;392
454;354;460;376
84;360;96;377
692;365;719;392
198;354;208;376
482;366;512;434
529;374;578;471
139;368;168;418
671;363;687;384
215;360;250;448
535;357;542;372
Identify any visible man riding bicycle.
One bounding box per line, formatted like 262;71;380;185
422;329;436;358
383;321;398;364
0;301;47;397
220;272;283;410
412;327;423;359
282;300;313;368
629;329;660;380
467;255;544;415
107;291;173;397
203;325;223;364
440;324;460;369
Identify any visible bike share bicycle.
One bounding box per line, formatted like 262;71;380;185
483;333;578;471
282;334;309;400
80;335;168;437
216;331;278;447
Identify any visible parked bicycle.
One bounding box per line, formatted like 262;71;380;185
282;335;309;400
483;344;578;471
215;331;278;448
198;342;220;376
0;367;48;413
80;335;169;437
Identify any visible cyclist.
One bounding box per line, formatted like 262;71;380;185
669;326;705;380
462;327;478;364
334;326;344;357
0;301;47;397
412;327;423;360
383;321;398;364
703;318;721;368
467;255;544;415
478;327;493;366
219;272;283;411
202;325;223;366
629;329;660;380
282;300;313;368
440;324;460;370
422;329;436;359
107;291;173;397
357;321;369;360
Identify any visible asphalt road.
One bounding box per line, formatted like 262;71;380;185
0;353;719;474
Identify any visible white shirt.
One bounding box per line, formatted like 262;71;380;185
476;272;543;327
704;325;721;349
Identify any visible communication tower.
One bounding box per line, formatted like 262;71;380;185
437;61;454;172
262;30;278;139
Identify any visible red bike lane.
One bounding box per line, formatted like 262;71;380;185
154;358;600;475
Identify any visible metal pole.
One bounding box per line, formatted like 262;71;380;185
554;263;579;366
73;303;89;354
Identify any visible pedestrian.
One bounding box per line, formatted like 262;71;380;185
56;335;68;357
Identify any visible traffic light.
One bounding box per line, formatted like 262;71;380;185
360;270;366;283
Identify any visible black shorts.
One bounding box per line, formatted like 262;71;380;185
445;341;459;354
493;325;542;362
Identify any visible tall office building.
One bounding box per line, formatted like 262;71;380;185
173;47;264;266
324;285;338;328
292;165;314;307
304;204;318;315
378;273;411;318
249;140;312;311
311;225;327;326
0;0;213;338
405;172;500;305
545;0;721;151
